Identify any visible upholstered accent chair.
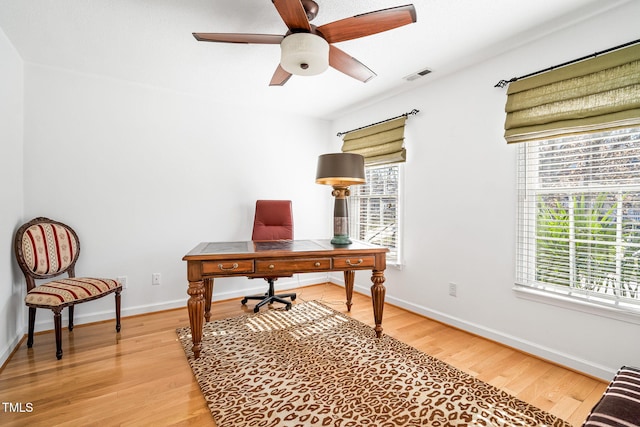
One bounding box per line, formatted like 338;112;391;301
241;200;297;313
14;217;122;360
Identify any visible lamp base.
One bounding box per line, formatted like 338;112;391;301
331;187;352;246
331;234;352;246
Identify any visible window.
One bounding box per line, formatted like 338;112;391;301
516;127;640;314
349;163;402;264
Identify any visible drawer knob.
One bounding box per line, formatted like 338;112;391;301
269;264;275;270
218;263;238;271
346;259;363;266
314;262;321;267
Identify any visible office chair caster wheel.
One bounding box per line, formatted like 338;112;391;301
285;304;292;311
291;295;297;301
241;298;247;305
253;306;260;313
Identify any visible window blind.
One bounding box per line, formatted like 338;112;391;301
349;164;401;263
505;43;640;144
341;117;406;165
517;127;640;310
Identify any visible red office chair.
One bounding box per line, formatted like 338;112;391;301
241;200;296;312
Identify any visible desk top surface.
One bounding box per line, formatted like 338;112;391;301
183;239;388;260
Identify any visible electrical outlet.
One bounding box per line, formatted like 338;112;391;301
448;282;457;297
117;276;127;289
152;273;161;286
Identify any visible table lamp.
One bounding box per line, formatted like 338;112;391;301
315;153;365;245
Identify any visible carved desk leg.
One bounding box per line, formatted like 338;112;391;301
187;280;205;358
370;270;386;338
343;270;355;312
203;278;213;322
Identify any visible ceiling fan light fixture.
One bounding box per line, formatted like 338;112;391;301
280;33;329;76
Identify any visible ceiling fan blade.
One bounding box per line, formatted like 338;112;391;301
272;0;311;32
317;4;416;44
329;45;376;83
269;64;293;86
193;33;284;44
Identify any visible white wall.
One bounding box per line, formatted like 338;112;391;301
330;1;640;380
0;27;24;364
21;64;333;330
3;1;639;379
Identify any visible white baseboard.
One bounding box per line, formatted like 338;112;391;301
0;275;328;367
28;274;325;332
8;275;615;381
349;282;617;380
0;332;24;368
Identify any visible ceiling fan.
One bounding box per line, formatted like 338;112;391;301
193;0;417;86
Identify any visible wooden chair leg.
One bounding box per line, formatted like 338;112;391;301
27;307;36;348
68;305;74;331
115;290;121;332
53;308;63;360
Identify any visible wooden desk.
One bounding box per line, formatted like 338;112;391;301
182;239;388;358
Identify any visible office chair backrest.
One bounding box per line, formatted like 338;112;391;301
252;200;293;241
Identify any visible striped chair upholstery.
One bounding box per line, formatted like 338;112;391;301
24;278;120;307
20;221;79;275
14;217;122;360
582;366;640;426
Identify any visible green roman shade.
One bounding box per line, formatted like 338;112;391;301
504;43;640;143
341;117;406;165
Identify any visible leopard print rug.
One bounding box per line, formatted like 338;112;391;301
176;301;570;427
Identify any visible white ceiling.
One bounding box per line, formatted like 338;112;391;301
0;0;627;119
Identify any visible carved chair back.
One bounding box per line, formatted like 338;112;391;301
14;217;81;291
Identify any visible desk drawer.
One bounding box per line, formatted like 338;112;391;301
202;260;254;275
333;256;376;269
256;258;331;274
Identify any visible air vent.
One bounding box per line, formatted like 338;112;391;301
404;68;432;81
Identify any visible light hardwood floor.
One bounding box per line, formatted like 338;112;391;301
0;283;607;426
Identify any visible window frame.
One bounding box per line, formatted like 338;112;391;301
348;162;404;267
515;127;640;324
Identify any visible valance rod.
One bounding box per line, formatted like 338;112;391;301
494;38;640;88
336;109;419;137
